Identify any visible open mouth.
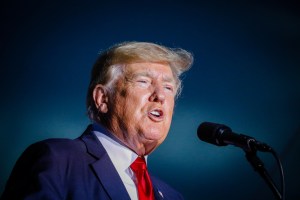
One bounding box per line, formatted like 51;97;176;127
148;109;164;121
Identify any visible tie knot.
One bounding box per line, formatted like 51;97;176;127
130;156;147;172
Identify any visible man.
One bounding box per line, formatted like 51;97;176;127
1;41;193;200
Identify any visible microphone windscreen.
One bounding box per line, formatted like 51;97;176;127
197;122;231;146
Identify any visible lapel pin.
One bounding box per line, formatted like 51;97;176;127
158;190;164;199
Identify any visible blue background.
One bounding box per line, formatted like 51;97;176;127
1;0;300;199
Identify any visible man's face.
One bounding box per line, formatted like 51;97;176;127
107;62;176;155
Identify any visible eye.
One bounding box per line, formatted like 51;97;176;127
137;80;148;83
136;78;151;87
164;85;174;92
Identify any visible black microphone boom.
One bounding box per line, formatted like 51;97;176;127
197;122;285;200
197;122;272;152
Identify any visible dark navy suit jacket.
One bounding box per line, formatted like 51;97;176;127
1;125;184;200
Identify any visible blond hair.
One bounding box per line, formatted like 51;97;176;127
86;41;193;121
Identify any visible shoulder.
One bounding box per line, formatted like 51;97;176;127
23;138;83;158
151;176;184;200
16;125;95;167
1;126;100;199
12;138;84;171
25;124;94;154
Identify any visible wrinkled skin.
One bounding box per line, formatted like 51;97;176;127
93;62;176;155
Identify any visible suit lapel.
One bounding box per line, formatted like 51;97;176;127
92;154;131;200
153;186;164;200
152;178;165;200
80;125;131;200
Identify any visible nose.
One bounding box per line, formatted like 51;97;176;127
149;86;165;104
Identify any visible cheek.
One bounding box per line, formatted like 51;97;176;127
129;91;149;110
166;99;175;116
120;92;147;119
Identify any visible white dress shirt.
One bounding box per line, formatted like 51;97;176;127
92;123;148;200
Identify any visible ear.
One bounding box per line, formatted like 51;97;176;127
93;84;109;113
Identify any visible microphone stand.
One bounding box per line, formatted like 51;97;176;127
245;149;282;200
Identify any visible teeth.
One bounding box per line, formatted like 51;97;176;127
150;110;160;116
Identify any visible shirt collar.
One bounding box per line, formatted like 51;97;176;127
92;123;148;171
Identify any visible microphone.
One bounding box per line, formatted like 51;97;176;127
197;122;272;152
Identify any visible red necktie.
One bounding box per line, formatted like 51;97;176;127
130;156;155;200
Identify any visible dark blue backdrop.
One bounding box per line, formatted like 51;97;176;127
1;1;300;199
